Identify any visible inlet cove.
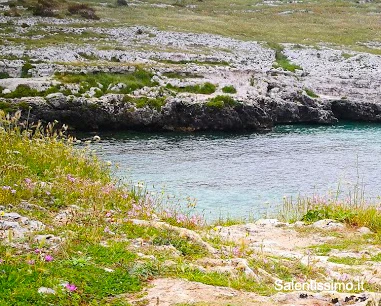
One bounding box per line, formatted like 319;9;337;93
1;0;381;305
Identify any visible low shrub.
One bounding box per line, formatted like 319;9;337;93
0;84;39;99
21;62;34;78
68;3;99;20
31;0;57;17
0;72;10;79
123;95;166;111
304;88;319;98
268;42;302;72
116;0;128;6
205;95;238;109
222;85;237;94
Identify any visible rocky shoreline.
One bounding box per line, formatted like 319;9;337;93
0;15;380;132
2;87;380;132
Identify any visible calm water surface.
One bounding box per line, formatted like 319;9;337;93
89;123;381;220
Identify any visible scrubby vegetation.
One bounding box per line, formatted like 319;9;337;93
0;84;70;100
166;82;216;94
0;72;10;79
268;42;302;72
55;69;158;95
222;85;237;94
67;3;99;20
304;88;319;98
280;192;381;234
205;95;238;109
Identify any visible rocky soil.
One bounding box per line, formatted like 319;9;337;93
3;204;381;306
0;10;380;131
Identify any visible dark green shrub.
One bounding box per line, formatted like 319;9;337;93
222;85;237;94
1;84;39;98
206;95;238;109
304;88;319;98
268;42;302;72
123;96;166;111
68;3;99;20
21;62;34;78
116;0;128;6
0;72;10;79
31;0;57;17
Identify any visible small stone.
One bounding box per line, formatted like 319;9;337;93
311;219;344;230
255;218;286;227
0;221;20;230
4;212;21;220
358;226;372;234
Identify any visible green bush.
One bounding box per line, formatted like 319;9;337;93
0;84;39;98
304;88;319;98
31;0;57;17
21;62;34;78
268;42;302;72
0;72;10;79
222;85;237;94
123;96;166;111
205;95;238;109
116;0;128;6
67;3;99;20
56;69;157;96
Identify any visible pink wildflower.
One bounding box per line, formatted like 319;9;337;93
10;189;16;194
232;246;240;257
44;255;53;262
34;249;41;254
65;283;77;292
27;259;35;265
176;214;186;223
67;175;76;183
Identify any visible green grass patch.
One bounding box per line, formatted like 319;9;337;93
221;85;237;94
268;42;302;72
205;95;238;109
309;235;378;256
55;69;158;96
166;82;216;94
162;72;204;79
21;62;34;78
304;88;319;98
0;72;10;79
328;256;366;266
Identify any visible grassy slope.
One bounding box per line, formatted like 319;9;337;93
1;0;381;54
92;0;381;52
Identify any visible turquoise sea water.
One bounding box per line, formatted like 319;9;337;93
90;123;381;220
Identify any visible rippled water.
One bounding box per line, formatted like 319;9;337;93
89;123;381;220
